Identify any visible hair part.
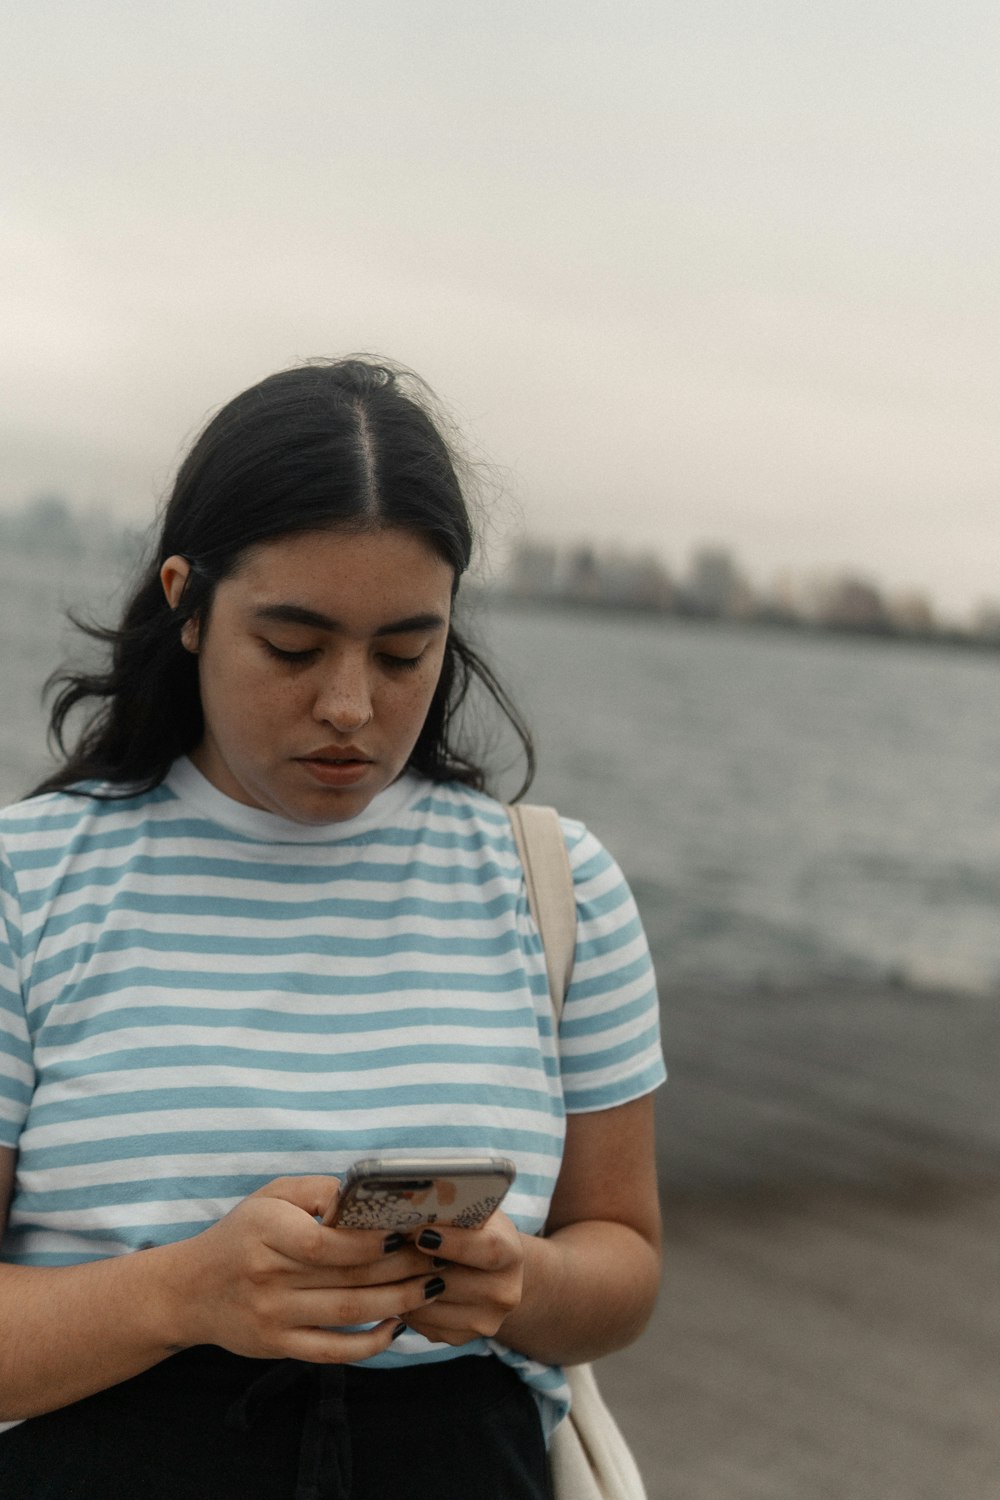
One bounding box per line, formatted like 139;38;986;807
32;357;534;802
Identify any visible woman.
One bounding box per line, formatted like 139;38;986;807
0;358;665;1499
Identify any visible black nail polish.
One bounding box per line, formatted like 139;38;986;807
382;1232;407;1255
417;1229;442;1250
423;1275;446;1299
431;1257;449;1270
391;1322;407;1340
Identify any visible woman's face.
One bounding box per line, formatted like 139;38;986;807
161;527;454;824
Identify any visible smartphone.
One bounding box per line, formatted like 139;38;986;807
323;1153;516;1231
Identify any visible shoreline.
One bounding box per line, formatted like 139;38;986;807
477;589;1000;659
597;976;1000;1499
601;1179;1000;1500
651;977;1000;1198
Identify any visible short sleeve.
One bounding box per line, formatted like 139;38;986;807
0;846;33;1149
557;821;666;1113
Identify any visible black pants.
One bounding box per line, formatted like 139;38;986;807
0;1346;554;1500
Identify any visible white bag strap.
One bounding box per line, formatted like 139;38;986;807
506;802;576;1019
508;804;648;1500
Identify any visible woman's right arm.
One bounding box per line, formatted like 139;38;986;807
0;1156;437;1422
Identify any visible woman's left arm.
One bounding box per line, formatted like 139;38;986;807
408;1093;661;1365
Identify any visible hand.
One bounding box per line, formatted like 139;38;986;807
401;1210;526;1347
165;1176;442;1363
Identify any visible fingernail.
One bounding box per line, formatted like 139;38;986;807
423;1275;446;1299
417;1229;442;1250
431;1257;449;1270
382;1232;407;1254
391;1322;407;1340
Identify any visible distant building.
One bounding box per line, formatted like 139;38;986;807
681;546;755;619
505;538;672;611
970;601;1000;642
500;530;990;652
615;551;674;611
2;494;82;556
0;494;144;570
506;540;560;600
887;591;936;636
761;570;801;619
562;545;603;603
815;574;889;632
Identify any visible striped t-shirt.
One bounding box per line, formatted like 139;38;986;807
0;758;665;1431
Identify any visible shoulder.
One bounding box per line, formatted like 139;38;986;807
508;802;631;906
0;782;175;870
403;785;644;930
0;788;97;860
406;780;516;850
1;781;169;827
412;785;612;866
555;814;618;880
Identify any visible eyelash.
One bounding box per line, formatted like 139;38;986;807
263;643;319;664
262;643;425;671
379;652;424;672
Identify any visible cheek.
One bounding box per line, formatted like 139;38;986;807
414;656;447;714
385;670;441;734
201;646;291;735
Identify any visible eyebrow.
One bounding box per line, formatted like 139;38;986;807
252;603;448;636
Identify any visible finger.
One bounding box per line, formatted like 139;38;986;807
280;1245;429;1290
290;1269;448;1329
282;1316;408;1365
411;1222;516;1272
248;1203;423;1276
252;1175;342;1218
311;1225;431;1269
341;1242;429;1284
248;1178;423;1260
403;1299;509;1344
264;1212;427;1271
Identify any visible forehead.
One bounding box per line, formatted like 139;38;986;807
225;527;454;621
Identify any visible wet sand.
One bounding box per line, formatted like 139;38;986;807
597;980;1000;1499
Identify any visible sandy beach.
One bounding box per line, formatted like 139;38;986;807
596;980;1000;1499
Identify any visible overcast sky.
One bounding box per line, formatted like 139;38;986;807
3;0;999;618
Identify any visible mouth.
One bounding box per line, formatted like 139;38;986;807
295;750;375;787
299;745;373;764
302;756;371;765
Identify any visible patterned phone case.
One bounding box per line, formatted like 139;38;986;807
332;1155;515;1230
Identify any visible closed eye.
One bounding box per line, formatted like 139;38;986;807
263;642;320;664
378;652;424;671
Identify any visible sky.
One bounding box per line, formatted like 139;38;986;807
3;0;999;620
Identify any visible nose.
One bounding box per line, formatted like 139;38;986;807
312;655;373;732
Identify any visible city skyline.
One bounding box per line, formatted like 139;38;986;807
3;491;996;641
502;534;1000;643
3;3;1000;618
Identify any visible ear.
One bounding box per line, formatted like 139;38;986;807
160;555;200;652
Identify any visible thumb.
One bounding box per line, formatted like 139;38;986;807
250;1174;342;1221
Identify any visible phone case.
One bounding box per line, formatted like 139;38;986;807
331;1154;516;1230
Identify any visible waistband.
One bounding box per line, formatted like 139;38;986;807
172;1343;509;1407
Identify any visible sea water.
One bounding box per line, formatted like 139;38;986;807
479;599;1000;995
2;543;999;995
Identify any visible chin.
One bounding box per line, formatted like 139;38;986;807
287;787;382;826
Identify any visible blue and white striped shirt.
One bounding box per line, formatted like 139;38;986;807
0;758;664;1430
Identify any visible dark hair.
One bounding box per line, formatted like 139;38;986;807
33;357;534;800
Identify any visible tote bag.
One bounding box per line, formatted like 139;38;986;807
507;804;648;1500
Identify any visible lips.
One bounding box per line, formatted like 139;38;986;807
299;745;372;765
295;747;375;787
